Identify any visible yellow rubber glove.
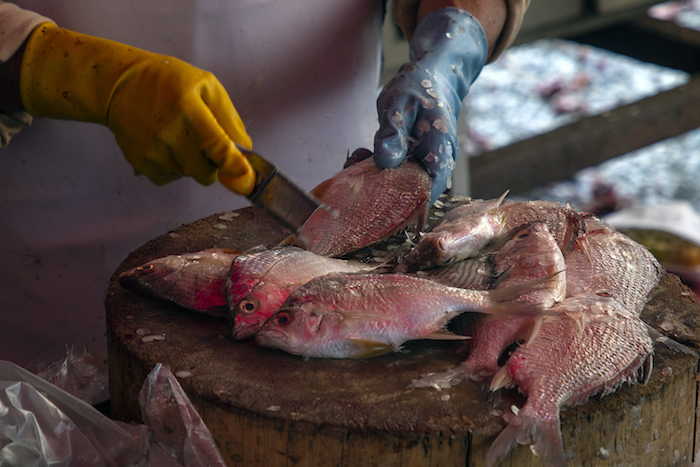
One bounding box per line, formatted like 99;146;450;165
19;23;255;195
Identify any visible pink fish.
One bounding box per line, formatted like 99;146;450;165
566;213;663;315
411;223;567;389
294;156;431;258
227;246;376;339
255;273;552;359
487;300;653;467
399;196;585;272
118;248;240;317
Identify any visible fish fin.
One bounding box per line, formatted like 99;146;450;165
242;244;270;254
487;406;565;467
490;265;513;288
348;339;397;358
565;311;588;337
496;190;510;205
310;177;335;199
408;366;467;390
277;234;297;247
489;365;514;392
646;324;698;358
487;190;510;215
578;235;594;265
422;330;471;341
639;353;653;385
524;317;544;346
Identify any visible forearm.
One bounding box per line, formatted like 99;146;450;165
394;0;529;61
0;2;54;114
0;38;27;113
416;0;507;59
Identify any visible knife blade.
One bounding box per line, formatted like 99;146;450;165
237;145;322;232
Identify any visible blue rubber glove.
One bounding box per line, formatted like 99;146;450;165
374;8;488;204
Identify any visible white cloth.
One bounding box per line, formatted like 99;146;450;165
0;0;384;364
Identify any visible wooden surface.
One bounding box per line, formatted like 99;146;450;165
106;207;700;466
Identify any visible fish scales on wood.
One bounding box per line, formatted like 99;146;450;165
227;246;377;339
295;157;431;258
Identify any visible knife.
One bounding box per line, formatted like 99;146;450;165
236;145;322;232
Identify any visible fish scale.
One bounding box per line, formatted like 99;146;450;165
565;215;664;314
296;156;431;258
487;301;653;467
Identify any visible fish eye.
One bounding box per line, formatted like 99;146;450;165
138;264;156;273
273;311;292;326
237;297;259;314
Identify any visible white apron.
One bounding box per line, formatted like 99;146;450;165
0;0;383;365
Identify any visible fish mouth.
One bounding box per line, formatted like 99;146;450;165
255;329;286;346
232;325;258;340
233;318;263;340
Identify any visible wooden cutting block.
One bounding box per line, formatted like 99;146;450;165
106;206;700;466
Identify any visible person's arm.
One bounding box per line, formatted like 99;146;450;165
395;0;529;61
1;3;255;195
374;0;528;204
0;1;53;145
0;39;27;114
416;0;507;59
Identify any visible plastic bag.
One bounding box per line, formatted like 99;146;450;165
0;360;225;466
31;340;109;405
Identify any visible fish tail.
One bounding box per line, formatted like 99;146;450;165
524;317;544;346
483;301;547;317
577;235;594;265
487;406;565;467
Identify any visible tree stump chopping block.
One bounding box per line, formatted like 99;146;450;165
106;206;700;466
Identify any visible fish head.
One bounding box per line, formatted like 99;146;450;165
494;223;567;305
401;210;506;271
230;285;290;340
255;295;341;357
118;256;186;298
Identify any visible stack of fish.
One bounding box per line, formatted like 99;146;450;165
119;158;665;467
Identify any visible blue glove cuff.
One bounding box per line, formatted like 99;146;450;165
410;7;488;106
374;8;488;204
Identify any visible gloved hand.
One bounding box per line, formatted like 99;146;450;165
19;23;255;195
374;8;488;204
